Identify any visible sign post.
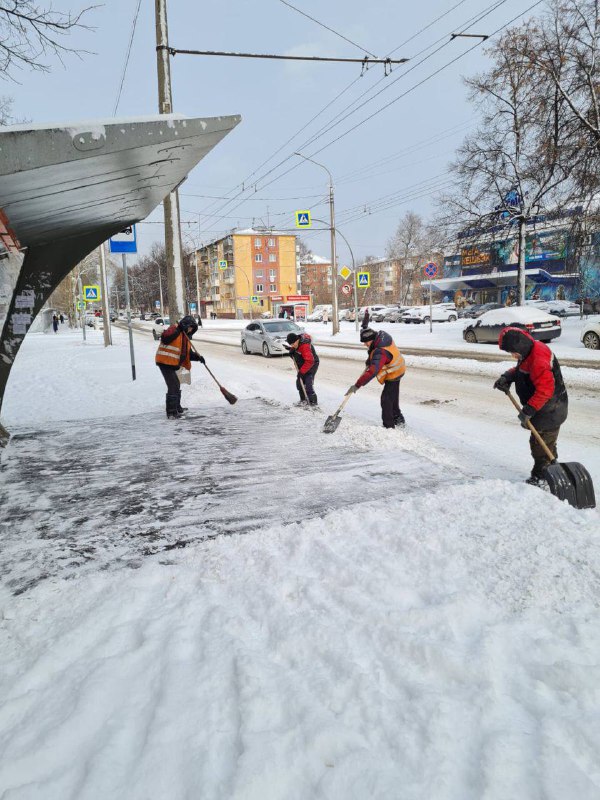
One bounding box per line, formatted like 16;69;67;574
109;226;138;381
77;274;86;342
423;262;438;334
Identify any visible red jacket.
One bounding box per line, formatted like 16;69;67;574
498;328;568;428
291;334;319;375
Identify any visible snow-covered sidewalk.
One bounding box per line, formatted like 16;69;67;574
1;328;599;799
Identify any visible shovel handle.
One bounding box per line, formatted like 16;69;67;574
290;355;310;403
506;390;556;462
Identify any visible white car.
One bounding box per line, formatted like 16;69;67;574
527;299;580;317
152;317;170;340
401;305;458;324
241;320;304;357
580;318;600;349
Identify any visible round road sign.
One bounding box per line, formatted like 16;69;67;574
424;262;438;278
341;283;352;295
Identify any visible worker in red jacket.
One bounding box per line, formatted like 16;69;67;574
494;327;568;485
286;332;320;406
350;328;406;428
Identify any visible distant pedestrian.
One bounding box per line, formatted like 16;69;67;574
52;314;59;333
59;313;65;324
322;309;329;325
349;328;406;428
361;309;370;329
494;327;568;486
285;332;319;406
155;315;205;419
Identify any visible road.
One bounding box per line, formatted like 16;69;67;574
128;322;600;488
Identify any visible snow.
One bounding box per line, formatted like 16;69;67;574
1;326;600;798
182;315;600;364
476;306;561;325
1;114;187;135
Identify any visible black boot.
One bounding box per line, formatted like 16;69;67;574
394;413;406;429
166;393;182;419
177;390;187;414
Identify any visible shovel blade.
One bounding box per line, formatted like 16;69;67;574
544;462;596;510
323;414;342;434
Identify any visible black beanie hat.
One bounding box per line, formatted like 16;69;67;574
286;332;301;345
498;327;534;356
360;327;377;342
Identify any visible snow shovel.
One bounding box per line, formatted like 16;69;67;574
286;348;311;405
323;389;355;434
185;334;238;405
506;391;595;509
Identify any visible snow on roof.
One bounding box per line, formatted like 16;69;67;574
300;254;330;265
2;114;187;135
478;306;559;325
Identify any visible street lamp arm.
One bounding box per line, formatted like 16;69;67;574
294;152;333;185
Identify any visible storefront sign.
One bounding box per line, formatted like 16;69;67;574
286;295;310;301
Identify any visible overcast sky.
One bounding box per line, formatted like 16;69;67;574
10;0;543;263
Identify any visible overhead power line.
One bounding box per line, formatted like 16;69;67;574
198;0;510;230
113;0;143;115
161;47;407;68
278;0;378;58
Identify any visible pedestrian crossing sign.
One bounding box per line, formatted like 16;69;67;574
295;210;312;228
218;260;227;270
77;300;85;310
357;272;370;288
251;295;259;303
83;285;101;302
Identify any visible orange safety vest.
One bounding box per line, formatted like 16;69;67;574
155;331;191;369
376;342;406;384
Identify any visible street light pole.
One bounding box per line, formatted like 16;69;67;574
295;153;339;335
235;265;253;320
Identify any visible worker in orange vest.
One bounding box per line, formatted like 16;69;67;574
348;327;406;428
155;315;205;418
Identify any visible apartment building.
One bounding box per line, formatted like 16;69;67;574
195;228;298;318
298;253;332;307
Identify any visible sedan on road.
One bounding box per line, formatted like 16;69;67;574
241;320;304;357
580;318;600;349
463;307;561;344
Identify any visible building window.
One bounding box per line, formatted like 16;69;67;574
254;238;261;247
269;268;276;278
255;253;262;262
255;270;263;277
256;283;264;293
268;253;277;263
269;284;277;292
268;238;275;247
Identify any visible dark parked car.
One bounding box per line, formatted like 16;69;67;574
460;302;504;319
463;307;562;344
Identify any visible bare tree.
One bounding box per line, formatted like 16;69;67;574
386;212;437;304
0;1;93;80
441;26;583;305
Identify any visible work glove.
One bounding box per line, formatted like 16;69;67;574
347;385;358;394
518;404;535;429
198;355;206;365
493;374;511;393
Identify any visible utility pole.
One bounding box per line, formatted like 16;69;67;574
295;153;339;334
77;273;86;342
98;243;112;346
194;253;202;320
158;264;165;317
155;0;185;322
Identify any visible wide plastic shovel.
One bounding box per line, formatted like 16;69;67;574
506;391;595;509
323;389;354;434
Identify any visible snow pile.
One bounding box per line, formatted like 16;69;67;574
1;481;599;799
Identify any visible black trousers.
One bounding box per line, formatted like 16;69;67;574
158;364;180;394
296;366;318;404
380;378;403;428
530;427;560;478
